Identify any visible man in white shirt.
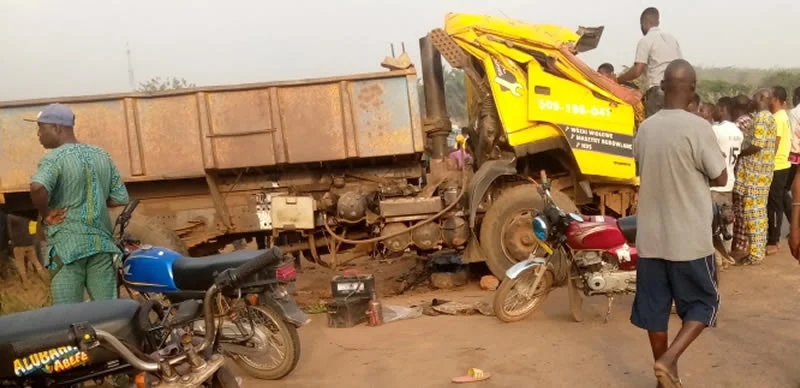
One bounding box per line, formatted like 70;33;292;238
617;7;683;118
712;97;744;252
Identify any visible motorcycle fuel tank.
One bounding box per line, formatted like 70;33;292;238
566;215;627;251
122;246;183;293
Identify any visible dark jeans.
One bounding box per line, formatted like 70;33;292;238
782;164;797;222
768;167;792;245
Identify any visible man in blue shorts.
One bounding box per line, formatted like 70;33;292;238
631;59;727;388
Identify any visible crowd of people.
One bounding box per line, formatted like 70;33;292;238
608;6;800;388
690;87;800;266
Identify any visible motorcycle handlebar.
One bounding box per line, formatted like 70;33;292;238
213;246;283;291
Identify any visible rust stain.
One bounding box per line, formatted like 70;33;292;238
0;72;422;193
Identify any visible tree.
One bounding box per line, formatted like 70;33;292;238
759;71;800;98
696;79;753;103
417;67;468;127
137;77;196;93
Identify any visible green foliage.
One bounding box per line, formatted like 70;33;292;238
695;67;800;104
416;65;800;126
137;76;196;93
696;79;753;103
417;67;468;127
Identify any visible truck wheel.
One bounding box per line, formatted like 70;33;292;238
109;208;188;255
479;184;577;280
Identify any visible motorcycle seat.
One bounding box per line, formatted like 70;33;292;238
617;215;637;245
0;299;143;374
172;249;280;291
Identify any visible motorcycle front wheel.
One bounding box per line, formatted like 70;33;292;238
230;305;301;380
493;266;554;323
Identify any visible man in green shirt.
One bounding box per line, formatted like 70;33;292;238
27;103;129;304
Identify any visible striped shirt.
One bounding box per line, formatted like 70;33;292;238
31;144;129;265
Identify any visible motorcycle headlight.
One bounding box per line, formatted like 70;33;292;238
532;216;549;241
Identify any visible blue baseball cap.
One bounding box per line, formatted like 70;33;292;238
24;103;75;127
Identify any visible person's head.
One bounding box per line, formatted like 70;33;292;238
769;86;788;113
715;96;734;122
597;63;615;77
25;103;76;149
752;88;774;112
793;87;800;107
698;103;715;122
640;7;660;35
660;59;697;110
732;94;752;118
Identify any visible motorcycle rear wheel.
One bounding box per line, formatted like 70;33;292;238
493;267;554;323
231;305;301;380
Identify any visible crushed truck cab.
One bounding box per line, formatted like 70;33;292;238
434;13;642;198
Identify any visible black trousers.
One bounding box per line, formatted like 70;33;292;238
782;164;797;222
644;86;664;118
768;167;793;245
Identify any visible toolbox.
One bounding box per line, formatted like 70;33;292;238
330;270;375;299
326;296;370;328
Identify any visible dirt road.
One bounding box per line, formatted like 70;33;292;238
242;245;800;388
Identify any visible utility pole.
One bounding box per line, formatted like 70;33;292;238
126;41;136;91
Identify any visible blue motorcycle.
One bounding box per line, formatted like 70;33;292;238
114;200;308;380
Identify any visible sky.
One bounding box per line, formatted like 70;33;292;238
1;0;798;101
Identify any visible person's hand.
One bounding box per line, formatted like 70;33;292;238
790;226;800;264
45;208;67;226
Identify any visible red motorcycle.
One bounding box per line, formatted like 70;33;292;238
493;171;733;323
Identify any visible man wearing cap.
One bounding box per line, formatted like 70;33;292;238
27;103;129;304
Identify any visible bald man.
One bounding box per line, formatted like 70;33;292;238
631;59;726;388
733;89;778;265
617;7;682;118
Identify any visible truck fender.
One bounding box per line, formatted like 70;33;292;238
468;158;517;229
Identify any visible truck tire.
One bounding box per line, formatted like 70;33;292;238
479;184;577;280
109;208;188;255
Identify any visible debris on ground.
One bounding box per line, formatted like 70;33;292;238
479;275;499;291
426;298;494;317
303;300;328;314
451;368;491;384
382;304;423;323
430;270;468;289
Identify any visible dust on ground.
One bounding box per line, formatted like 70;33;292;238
292;250;492;311
293;253;426;310
4;244;800;387
242;242;800;388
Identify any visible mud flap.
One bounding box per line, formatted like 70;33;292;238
505;257;547;280
261;294;310;328
567;265;584;322
467;159;517;229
